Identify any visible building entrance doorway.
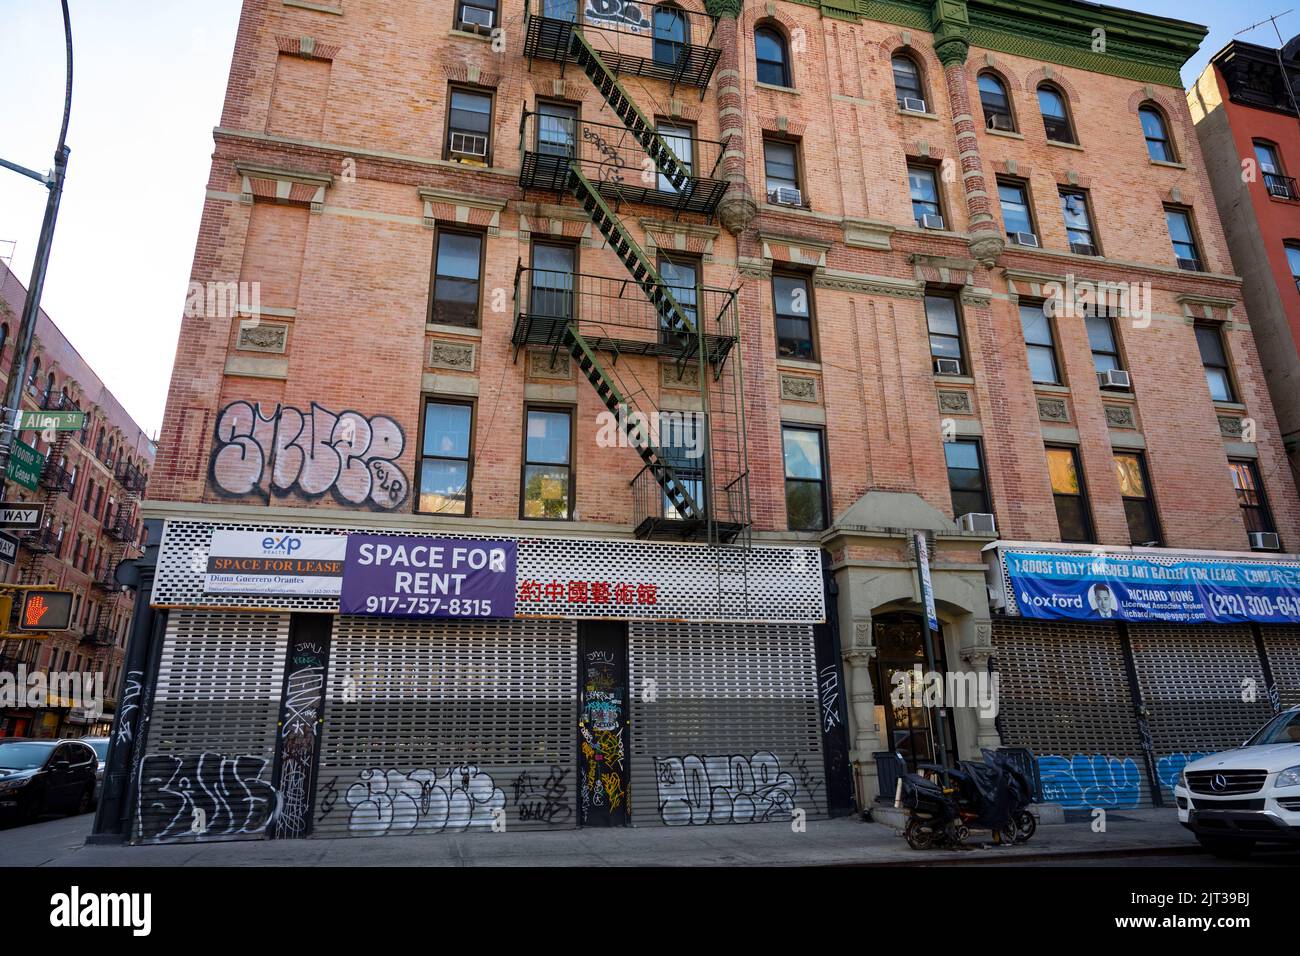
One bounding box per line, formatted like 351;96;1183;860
872;612;958;773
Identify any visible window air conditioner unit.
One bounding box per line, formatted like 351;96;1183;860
920;213;945;230
1176;256;1201;271
986;113;1015;132
1249;531;1281;551
1097;368;1131;390
459;6;494;30
769;186;804;207
900;97;928;114
958;512;997;534
449;132;488;158
1009;231;1039;247
987;584;1007;611
933;357;962;376
1069;241;1097;256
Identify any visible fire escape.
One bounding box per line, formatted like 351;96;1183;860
517;2;751;604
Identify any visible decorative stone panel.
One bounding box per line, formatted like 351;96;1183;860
661;361;700;390
1104;404;1137;429
427;340;476;372
1037;397;1069;423
937;389;973;415
1218;415;1243;439
780;374;819;403
528;350;572;380
236;321;288;354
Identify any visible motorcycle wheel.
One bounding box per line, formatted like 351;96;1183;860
1014;810;1037;843
904;818;936;851
948;822;970;845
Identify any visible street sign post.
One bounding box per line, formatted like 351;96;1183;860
0;530;17;566
0;502;44;530
18;409;86;432
6;437;44;492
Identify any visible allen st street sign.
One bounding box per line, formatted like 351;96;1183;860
17;409;86;432
0;502;45;530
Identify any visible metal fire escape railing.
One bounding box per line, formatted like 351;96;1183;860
516;1;750;549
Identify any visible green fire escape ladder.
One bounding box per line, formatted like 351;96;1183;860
566;325;704;522
567;30;696;199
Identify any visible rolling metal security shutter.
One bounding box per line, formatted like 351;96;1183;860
628;622;826;827
994;620;1154;808
135;610;289;843
313;617;577;838
1261;625;1300;708
1128;624;1273;791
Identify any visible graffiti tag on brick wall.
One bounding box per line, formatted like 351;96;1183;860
137;753;279;842
345;765;505;835
210;400;408;510
654;751;800;825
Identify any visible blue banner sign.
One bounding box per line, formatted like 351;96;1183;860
1005;550;1300;625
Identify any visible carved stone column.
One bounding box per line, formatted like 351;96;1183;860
931;0;1004;266
706;0;756;234
959;618;1003;749
844;619;881;806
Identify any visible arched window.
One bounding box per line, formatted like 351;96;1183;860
95;428;105;458
1037;84;1075;144
1139;104;1174;162
42;372;55;407
978;72;1015;131
27;356;39;391
892;53;926;111
1285;242;1300;293
0;323;8;354
653;5;689;66
755;27;790;87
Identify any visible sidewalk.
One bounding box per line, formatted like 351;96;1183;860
1;807;1199;867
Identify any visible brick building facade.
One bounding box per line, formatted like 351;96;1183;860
116;0;1300;843
0;261;154;739
1189;39;1300;476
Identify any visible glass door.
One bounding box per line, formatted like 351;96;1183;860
872;612;958;774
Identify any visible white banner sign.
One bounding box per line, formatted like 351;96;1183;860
204;530;347;596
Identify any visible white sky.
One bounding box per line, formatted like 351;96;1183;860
0;0;240;437
0;0;1281;438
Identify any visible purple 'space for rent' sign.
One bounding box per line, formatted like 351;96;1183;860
339;534;517;619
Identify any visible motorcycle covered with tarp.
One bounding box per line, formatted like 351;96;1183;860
897;752;1030;850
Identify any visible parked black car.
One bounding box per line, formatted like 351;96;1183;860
0;738;98;825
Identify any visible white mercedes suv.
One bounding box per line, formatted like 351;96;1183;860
1174;706;1300;858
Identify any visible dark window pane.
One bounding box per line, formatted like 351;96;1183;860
892;56;923;103
1195;325;1227;366
436;233;481;280
786;480;826;531
1054;496;1091;542
999;182;1033;234
1124;499;1158;544
756;30;789;86
450;90;491;134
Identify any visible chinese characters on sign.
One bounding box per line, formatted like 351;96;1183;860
517;579;658;607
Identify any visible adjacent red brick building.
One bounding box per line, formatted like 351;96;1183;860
0;262;154;739
1190;38;1300;475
